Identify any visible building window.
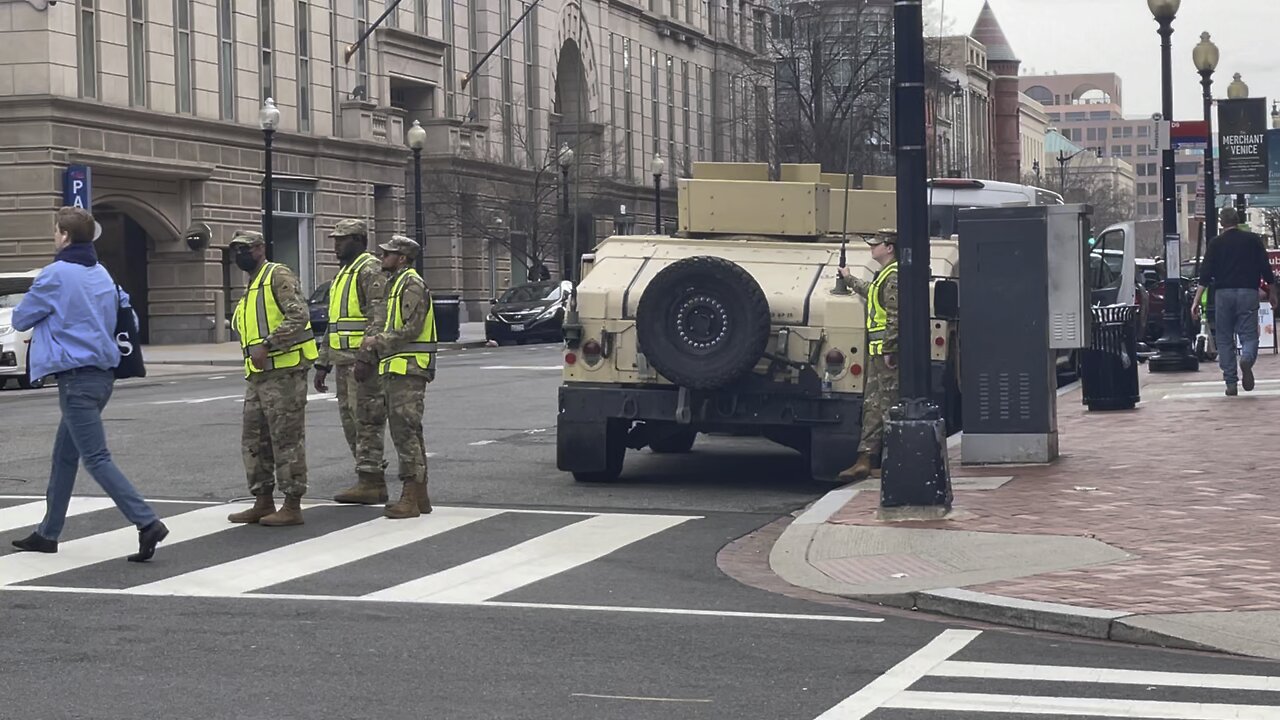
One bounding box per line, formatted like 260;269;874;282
1123;126;1133;138
127;0;147;106
500;0;514;163
1087;127;1097;141
670;0;678;18
667;56;676;170
356;0;370;99
417;0;428;34
1111;127;1122;138
681;60;690;168
443;0;456;118
467;0;479;120
1138;125;1151;137
174;0;194;113
623;38;634;179
260;0;275;101
650;50;659;150
77;0;97;99
685;0;693;25
752;10;765;53
218;0;235;119
297;1;312;131
725;0;734;42
387;0;400;27
696;65;704;160
330;0;341;123
524;2;539;163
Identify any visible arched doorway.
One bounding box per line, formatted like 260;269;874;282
554;40;588;124
93;204;154;344
553;41;594;282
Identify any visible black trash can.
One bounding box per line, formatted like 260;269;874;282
1080;304;1141;411
432;294;461;343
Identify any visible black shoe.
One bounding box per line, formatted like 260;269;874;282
1241;360;1256;392
127;520;169;563
1226;384;1239;397
11;532;58;554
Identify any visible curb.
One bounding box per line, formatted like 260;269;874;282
770;500;1268;660
145;339;492;366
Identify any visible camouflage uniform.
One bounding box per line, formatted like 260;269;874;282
363;235;436;518
318;219;388;479
843;244;900;459
231;234;314;501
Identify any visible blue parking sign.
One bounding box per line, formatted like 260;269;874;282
63;165;92;209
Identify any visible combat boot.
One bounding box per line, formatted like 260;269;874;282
837;454;874;483
228;494;276;524
417;480;432;514
333;471;388;505
259;494;304;526
384;480;422;520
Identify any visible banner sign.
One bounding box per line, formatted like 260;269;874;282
1269;250;1280;278
1218;99;1270;195
62;165;92;209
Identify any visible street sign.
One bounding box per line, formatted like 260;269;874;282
1218;98;1270;195
62;164;92;209
1171;120;1208;149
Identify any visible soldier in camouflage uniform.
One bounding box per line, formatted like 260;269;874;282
227;230;319;526
359;235;438;520
837;228;900;482
313;219;390;504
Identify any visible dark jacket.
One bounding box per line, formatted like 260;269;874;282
1198;228;1276;290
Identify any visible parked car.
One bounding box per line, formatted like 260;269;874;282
0;270;44;390
308;280;331;338
485;280;572;344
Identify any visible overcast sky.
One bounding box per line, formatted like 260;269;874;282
938;0;1280;121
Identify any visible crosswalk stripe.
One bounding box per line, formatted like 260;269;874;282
881;691;1280;719
814;629;980;719
0;504;246;587
0;497;118;533
933;661;1280;692
365;513;696;603
125;507;504;597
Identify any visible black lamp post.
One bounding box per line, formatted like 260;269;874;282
1148;0;1198;373
1226;73;1249;214
407;119;427;274
259;97;280;260
651;153;665;234
557;142;574;279
879;0;952;513
1193;33;1219;243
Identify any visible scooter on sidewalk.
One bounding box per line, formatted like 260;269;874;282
1193;287;1217;362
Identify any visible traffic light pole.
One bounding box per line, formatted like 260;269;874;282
879;0;952;515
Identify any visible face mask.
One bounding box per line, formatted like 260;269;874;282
234;253;258;272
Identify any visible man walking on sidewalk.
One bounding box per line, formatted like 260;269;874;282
313;219;389;505
359;236;437;519
9;207;168;561
228;230;318;526
836;229;900;482
1193;207;1278;395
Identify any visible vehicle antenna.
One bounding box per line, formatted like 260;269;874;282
833;116;856;295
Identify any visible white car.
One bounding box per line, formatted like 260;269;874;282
0;269;44;390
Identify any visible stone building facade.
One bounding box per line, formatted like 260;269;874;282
0;0;768;342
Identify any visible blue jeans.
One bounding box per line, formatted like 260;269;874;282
37;367;158;540
1214;288;1261;385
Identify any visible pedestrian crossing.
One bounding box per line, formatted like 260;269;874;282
817;629;1280;719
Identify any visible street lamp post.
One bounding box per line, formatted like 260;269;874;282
1226;73;1250;214
1147;0;1198;373
406;119;427;274
259;97;280;260
651;154;665;234
879;0;952;514
1193;33;1220;243
557;142;574;280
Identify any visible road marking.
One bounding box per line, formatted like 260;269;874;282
0;504;249;587
933;661;1280;692
1162;389;1280;400
207;376;227;380
306;392;336;402
126;507;503;597
469;440;497;446
1182;377;1280;387
570;693;712;704
813;629;980;719
149;394;241;405
0;494;230;506
364;513;697;603
0;497;118;533
480;365;563;370
881;691;1280;718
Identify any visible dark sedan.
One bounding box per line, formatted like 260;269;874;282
485;281;571;344
308;280;331;337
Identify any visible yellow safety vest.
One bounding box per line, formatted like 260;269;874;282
378;268;438;376
866;261;898;357
327;252;379;351
233;262;319;376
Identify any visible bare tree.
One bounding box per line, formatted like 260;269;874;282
1060;173;1137;230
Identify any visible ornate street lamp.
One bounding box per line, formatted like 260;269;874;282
558;142;574;279
651;153;666;234
1147;0;1197;372
1192;32;1219;241
259;97;281;259
406;119;427;274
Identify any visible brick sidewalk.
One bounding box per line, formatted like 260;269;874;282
830;353;1280;616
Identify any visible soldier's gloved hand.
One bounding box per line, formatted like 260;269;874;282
353;360;374;383
883;354;898;370
314;368;329;393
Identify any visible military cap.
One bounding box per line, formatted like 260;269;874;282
329;219;368;237
865;228;898;246
379;234;420;258
229;230;265;247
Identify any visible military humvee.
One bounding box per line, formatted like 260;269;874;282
556;163;960;483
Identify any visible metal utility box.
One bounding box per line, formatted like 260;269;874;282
956;204;1092;464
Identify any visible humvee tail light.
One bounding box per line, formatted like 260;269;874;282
935;336;946;347
850;363;863;377
824;348;845;374
564;352;578;365
582;339;603;365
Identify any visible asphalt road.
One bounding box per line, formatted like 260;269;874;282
3;344;1280;719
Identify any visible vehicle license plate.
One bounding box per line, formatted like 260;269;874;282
511;324;525;331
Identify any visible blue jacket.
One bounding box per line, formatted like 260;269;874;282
12;244;128;380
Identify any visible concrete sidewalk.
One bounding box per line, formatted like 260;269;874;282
772;352;1280;660
144;322;490;366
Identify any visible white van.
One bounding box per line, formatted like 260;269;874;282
927;178;1065;239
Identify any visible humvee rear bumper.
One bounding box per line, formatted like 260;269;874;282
556;382;864;481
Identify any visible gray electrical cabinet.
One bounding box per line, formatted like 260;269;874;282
956;204;1092;464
